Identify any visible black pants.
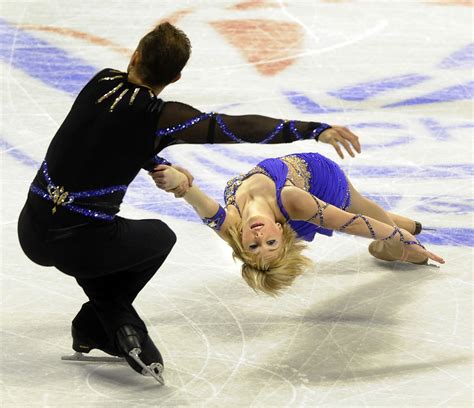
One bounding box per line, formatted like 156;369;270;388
17;200;176;345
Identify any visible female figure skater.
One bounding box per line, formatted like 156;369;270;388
17;22;361;384
151;152;444;296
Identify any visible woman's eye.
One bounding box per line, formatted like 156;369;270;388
249;244;258;249
267;240;276;246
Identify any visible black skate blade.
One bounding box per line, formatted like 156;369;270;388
129;348;165;385
61;351;125;363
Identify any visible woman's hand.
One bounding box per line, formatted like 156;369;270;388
149;164;192;196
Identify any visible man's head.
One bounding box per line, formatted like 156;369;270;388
129;22;191;88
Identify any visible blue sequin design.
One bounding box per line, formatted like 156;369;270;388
339;214;377;239
30;161;128;220
341;186;351;210
288;121;331;141
310;123;331;140
156;113;331;144
151;155;172;166
156;113;213;137
216;115;285;144
338;218;425;249
288;121;303;140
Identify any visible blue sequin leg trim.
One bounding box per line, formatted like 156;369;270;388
338;214;376;239
381;226;426;249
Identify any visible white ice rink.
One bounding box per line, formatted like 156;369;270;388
1;1;473;406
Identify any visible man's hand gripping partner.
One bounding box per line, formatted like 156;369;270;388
150;165;192;197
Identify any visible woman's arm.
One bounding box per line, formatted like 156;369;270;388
149;164;192;197
150;165;232;237
178;184;235;238
282;187;445;264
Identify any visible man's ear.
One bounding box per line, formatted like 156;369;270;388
130;50;140;68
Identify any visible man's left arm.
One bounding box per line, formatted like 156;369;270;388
154;101;361;159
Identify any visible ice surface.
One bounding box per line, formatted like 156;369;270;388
1;1;472;406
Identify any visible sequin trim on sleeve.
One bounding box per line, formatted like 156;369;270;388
202;205;226;231
151;155;172;166
288;121;331;141
215;115;285;143
310;123;331;141
157;113;295;144
156;113;214;137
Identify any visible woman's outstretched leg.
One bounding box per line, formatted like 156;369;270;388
345;180;427;264
387;212;422;235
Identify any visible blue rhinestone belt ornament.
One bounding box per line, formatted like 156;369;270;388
30;161;127;220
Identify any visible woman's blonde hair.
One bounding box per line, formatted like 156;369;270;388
225;222;312;296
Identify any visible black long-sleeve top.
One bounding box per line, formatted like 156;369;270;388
29;68;329;226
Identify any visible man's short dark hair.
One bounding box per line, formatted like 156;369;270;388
136;22;191;87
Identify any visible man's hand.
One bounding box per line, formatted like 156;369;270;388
319;126;361;159
149;164;190;195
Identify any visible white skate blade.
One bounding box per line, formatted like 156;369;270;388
61;351;125;363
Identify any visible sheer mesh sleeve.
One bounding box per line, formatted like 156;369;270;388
154;101;331;151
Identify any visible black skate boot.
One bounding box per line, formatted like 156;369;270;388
72;325;120;356
61;325;124;363
115;325;165;385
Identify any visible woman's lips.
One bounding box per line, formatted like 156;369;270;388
250;222;264;229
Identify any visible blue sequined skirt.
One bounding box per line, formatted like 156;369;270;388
289;153;350;241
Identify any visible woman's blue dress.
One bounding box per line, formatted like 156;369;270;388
224;153;351;241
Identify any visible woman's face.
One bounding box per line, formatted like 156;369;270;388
241;216;283;261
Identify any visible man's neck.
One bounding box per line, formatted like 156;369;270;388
127;71;165;96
